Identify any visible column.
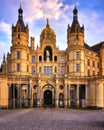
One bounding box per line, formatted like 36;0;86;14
68;84;70;107
37;80;41;107
19;77;22;108
85;84;88;107
77;84;79;107
55;84;58;107
95;83;98;108
103;84;104;108
29;81;32;107
64;84;68;107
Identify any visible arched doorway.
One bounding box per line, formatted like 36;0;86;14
44;90;52;105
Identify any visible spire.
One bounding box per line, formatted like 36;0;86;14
73;5;78;20
46;18;50;28
18;4;23;20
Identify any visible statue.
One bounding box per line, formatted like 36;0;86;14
46;50;50;58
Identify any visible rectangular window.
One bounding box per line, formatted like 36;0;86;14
76;64;80;72
32;56;35;63
92;61;95;67
93;71;95;76
27;54;29;60
18;34;20;39
32;67;35;75
61;66;65;74
17;51;20;59
76;52;80;60
97;62;99;68
88;70;90;76
87;59;90;66
17;63;20;71
61;56;65;63
44;66;46;74
76;34;78;40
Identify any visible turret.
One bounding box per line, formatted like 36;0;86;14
67;6;84;48
10;5;30;76
12;5;29;47
31;37;35;50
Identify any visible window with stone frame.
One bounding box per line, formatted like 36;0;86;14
92;61;95;67
32;56;35;63
32;66;35;75
17;51;20;59
88;70;90;76
61;56;65;63
39;56;42;62
76;64;80;72
87;59;90;66
17;63;20;71
76;51;80;60
61;66;65;74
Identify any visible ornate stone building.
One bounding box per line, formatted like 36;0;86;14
0;6;104;108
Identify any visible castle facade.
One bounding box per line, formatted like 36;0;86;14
0;6;104;108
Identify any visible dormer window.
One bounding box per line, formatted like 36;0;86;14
18;34;20;39
76;34;78;40
18;28;20;32
76;28;78;32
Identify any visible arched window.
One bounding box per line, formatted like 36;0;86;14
59;85;63;90
59;93;64;100
54;56;57;62
44;46;52;61
39;56;42;62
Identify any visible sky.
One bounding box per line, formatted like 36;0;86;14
0;0;104;64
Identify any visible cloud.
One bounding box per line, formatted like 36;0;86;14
22;0;70;22
0;21;11;39
78;10;104;45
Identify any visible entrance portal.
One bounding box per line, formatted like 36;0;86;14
44;90;52;105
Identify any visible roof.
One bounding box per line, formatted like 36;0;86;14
17;19;26;32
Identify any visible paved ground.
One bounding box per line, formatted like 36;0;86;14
0;108;104;130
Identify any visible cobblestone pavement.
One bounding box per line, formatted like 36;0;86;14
0;108;104;130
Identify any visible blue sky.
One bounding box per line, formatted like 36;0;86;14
0;0;104;64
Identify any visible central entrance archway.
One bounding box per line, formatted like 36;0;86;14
44;90;52;105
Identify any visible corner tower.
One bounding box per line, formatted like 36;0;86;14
10;5;29;75
67;6;84;48
12;5;29;46
66;7;85;77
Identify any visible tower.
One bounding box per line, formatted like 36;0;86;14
66;6;85;77
67;6;84;47
10;5;29;75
